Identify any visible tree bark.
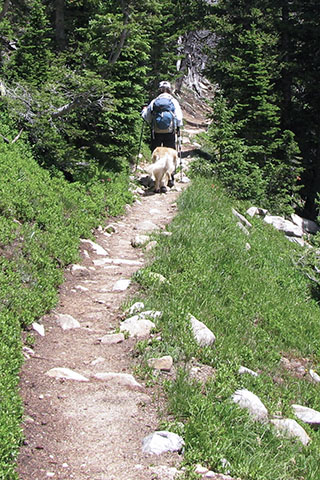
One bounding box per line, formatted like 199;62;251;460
0;0;10;21
55;0;66;50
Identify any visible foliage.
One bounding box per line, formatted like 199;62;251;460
132;178;320;480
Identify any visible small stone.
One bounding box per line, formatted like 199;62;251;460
145;241;158;251
270;418;311;445
238;366;259;377
309;369;320;383
126;302;145;315
148;355;173;371
292;404;320;427
131;235;150;247
100;333;125;344
80;239;108;256
93;372;143;390
142;431;185;455
188;314;216;347
45;368;89;382
32;322;45;336
112;279;131;291
56;314;81;330
232;389;268;421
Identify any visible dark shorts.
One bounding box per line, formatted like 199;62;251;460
151;132;176;152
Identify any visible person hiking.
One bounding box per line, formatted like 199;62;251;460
141;81;183;187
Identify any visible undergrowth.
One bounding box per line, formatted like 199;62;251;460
0;137;132;479
132;176;320;480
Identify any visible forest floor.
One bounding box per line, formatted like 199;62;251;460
17;91;210;480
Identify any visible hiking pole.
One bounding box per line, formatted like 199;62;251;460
134;120;145;172
177;128;182;182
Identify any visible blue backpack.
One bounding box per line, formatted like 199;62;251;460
152;96;176;134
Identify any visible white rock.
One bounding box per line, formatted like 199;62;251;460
148;356;173;371
100;333;125;344
32;322;45;336
135;220;158;232
93;372;143;389
120;316;155;338
142;431;185;455
232;208;252;228
80;239;108;256
112;279;131;291
232;389;268;421
131;235;150;247
291;214;320;234
246;206;268;217
126;302;145;315
286;236;305;246
237;221;250;235
70;264;89;273
149;272;168;284
309;369;320;382
138;310;162;320
146;241;158;251
292;404;320;427
149;465;181;480
238;366;259;377
270;418;311;445
56;314;81;330
188;314;216;347
74;285;89;291
45;368;89;382
90;357;105;366
264;215;303;237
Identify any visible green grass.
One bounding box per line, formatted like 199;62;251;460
0;136;133;478
132;176;320;480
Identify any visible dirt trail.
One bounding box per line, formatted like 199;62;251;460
17;113;205;480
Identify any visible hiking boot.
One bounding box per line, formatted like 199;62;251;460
167;179;174;188
160;186;167;193
154;188;160;194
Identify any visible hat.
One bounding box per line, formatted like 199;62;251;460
159;81;172;90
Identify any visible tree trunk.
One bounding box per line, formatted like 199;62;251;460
55;0;66;50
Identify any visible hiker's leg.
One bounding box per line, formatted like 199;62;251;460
151;133;163;152
162;133;176;150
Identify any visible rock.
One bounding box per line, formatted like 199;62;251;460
148;355;173;371
55;314;81;330
145;240;158;251
309;369;320;382
45;368;89;382
286;236;305;247
291;214;320;234
292;404;320;427
270;418;311;445
70;264;89;274
131;234;150;247
188;314;216;347
142;431;185;455
80;239;108;256
246;206;268;217
100;333;125;344
232;208;252;228
236;222;250;235
238;366;259;377
112;279;131;291
126;302;145;315
149;465;181;480
93;372;143;390
32;322;45;336
264;215;303;237
134;220;158;232
120;316;155;338
232;389;268;421
148;272;168;284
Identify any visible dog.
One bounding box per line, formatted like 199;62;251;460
148;146;178;193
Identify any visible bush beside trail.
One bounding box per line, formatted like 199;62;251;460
0;137;132;479
133;176;320;480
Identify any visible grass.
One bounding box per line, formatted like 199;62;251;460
0;136;133;479
132;176;320;480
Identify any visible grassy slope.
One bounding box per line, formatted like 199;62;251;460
133;176;320;480
0;139;132;479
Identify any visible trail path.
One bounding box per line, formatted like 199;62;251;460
17;100;209;480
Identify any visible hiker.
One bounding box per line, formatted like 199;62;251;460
141;81;183;187
141;81;183;152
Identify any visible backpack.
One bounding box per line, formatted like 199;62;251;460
152;95;176;134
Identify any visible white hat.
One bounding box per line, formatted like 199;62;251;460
159;81;172;90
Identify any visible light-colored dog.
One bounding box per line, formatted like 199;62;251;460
148;146;178;193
